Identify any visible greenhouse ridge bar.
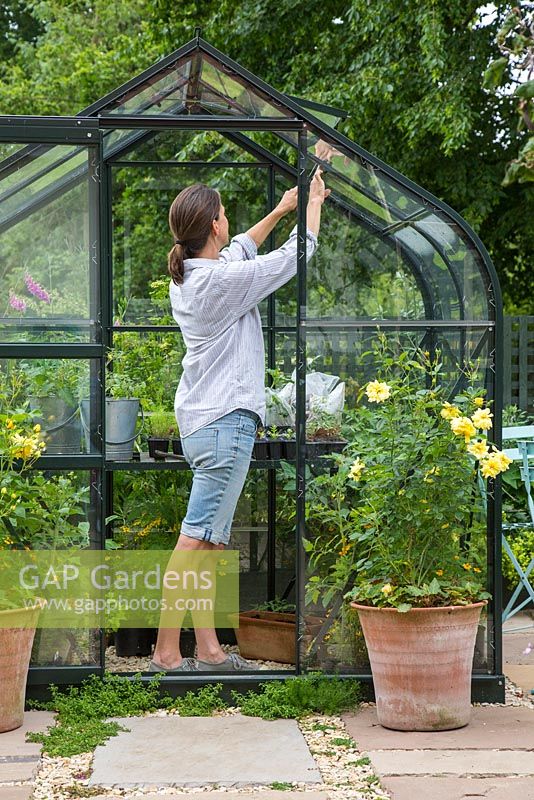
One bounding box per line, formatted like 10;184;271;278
0;34;504;701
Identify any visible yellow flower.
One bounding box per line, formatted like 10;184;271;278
0;487;6;495
435;569;444;576
33;424;41;433
5;419;15;429
440;402;460;420
381;583;393;595
10;493;17;499
472;408;493;431
467;440;490;460
473;567;481;573
462;563;472;571
365;380;391;403
450;416;476;443
348;457;365;481
473;397;484;407
480;450;513;479
441;523;449;529
339;543;351;557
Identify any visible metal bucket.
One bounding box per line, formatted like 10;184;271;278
29;396;81;455
80;398;141;460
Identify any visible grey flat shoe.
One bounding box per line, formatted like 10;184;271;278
147;657;198;673
196;652;255;671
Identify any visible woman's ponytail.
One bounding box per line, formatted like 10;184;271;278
168;242;185;285
168;184;221;286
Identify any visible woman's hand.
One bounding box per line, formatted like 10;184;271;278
308;168;331;205
275;186;298;216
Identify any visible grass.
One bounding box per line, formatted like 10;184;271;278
27;671;361;757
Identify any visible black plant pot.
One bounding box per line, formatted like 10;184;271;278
172;438;183;456
148;437;170;459
268;438;282;460
114;627;156;657
180;629;196;658
282;438;296;460
253;439;269;460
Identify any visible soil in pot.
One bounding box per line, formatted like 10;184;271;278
172;438;183;456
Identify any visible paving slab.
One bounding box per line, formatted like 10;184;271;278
381;776;534;800
0;712;55;757
343;705;534;749
89;793;329;800
0;762;36;782
0;787;33;800
367;749;534;776
89;715;322;788
504;664;534;694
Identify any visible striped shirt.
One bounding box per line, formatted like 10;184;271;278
169;225;318;438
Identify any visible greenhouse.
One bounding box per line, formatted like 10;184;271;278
0;34;504;701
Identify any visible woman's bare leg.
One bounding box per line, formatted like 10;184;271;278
152;533;226;668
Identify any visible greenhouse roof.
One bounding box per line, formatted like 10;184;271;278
0;35;501;326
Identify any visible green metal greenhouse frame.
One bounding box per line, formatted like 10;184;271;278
0;32;504;701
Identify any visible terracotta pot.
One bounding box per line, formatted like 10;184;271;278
0;602;43;733
234;610;323;664
351;601;486;731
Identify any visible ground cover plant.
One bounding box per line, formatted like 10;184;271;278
27;672;360;756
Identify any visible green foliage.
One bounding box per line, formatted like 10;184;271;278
307;337;502;612
148;411;178;438
502;528;534;587
232;673;361;719
28;672;172;756
171;683;226;716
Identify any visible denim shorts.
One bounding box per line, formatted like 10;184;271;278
180;408;259;546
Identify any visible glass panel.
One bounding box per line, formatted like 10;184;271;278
300;326;494;674
116;129;261;163
102;60;191;115
106;468;294;672
101;53;294;120
0;146;98;342
199;55;292;119
414;214;489;320
112;162;268;325
0;468;101;667
0;358;102;455
110;330;185;415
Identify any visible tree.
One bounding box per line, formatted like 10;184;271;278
0;1;43;63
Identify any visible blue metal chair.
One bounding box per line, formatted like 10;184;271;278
502;440;534;621
501;432;534;623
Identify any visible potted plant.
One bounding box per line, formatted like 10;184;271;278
147;410;178;460
335;345;511;731
234;599;323;664
81;351;145;461
306;409;347;458
19;359;84;455
0;384;46;731
253;426;269;460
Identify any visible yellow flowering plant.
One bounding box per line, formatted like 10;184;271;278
308;342;508;613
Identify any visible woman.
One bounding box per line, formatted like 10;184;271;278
150;170;329;672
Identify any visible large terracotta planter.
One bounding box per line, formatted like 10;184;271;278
351;601;486;731
235;611;323;664
0;603;43;733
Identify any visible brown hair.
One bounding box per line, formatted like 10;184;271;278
168;183;221;285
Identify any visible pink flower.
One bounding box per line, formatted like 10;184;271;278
9;291;27;312
24;272;50;303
